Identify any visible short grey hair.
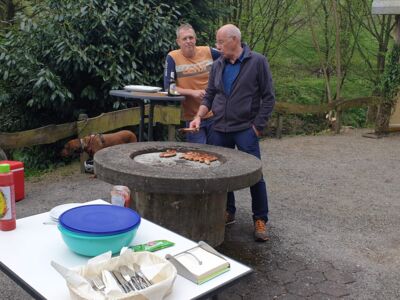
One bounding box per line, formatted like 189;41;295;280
224;24;241;41
176;23;196;39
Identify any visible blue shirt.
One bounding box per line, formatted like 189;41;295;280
222;50;245;96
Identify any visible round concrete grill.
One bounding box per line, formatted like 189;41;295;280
94;142;262;246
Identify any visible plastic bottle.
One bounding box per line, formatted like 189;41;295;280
110;185;131;208
0;164;16;231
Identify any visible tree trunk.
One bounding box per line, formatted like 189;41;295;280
375;102;392;134
333;0;342;133
375;16;400;134
6;0;15;23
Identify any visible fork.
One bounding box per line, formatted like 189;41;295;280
91;275;106;291
132;263;152;287
112;270;131;293
119;265;139;291
122;265;146;289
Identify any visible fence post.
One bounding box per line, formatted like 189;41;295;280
276;114;283;139
167;125;176;141
335;109;342;134
78;114;90;173
0;148;7;160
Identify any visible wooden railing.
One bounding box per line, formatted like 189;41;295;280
273;96;381;138
0;96;381;151
0;105;181;150
0;105;182;170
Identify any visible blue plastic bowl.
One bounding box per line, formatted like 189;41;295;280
58;224;139;257
59;205;141;235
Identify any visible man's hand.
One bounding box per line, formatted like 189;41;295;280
190;105;209;129
191;89;205;100
189;115;201;129
175;88;205;100
252;125;261;137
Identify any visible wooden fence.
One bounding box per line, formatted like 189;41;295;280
0;104;181;170
0;105;181;150
0;96;381;151
273;96;381;138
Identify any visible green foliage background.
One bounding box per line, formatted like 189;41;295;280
0;0;223;132
0;0;397;171
0;0;223;171
4;0;176;129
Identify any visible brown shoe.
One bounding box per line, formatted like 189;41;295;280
225;212;236;225
254;219;269;242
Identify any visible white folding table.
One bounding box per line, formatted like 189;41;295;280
0;201;252;300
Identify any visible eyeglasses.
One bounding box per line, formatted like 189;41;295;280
215;36;233;46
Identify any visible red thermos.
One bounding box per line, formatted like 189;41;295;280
0;164;16;231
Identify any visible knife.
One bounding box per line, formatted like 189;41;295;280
111;270;130;293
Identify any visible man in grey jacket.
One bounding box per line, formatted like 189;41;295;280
190;24;275;242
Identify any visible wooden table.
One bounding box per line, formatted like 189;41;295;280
110;90;185;141
0;200;252;300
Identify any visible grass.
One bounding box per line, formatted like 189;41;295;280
264;19;379;128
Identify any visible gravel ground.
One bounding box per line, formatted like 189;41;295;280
1;128;400;299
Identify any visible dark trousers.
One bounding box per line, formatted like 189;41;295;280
211;128;269;222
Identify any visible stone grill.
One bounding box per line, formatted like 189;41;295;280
94;141;262;246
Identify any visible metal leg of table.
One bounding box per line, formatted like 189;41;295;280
148;103;155;141
0;262;46;300
139;103;145;142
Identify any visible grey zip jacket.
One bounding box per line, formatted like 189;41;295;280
201;44;275;133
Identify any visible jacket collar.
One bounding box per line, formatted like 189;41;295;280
241;43;252;60
217;43;252;65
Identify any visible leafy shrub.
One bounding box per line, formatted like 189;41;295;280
11;145;65;177
341;108;367;128
0;0;224;171
0;0;182;131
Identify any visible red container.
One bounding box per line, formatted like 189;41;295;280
0;160;24;201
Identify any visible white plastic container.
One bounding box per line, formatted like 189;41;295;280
111;185;131;207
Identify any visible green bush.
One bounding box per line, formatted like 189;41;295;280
0;0;182;131
12;145;64;177
0;0;224;171
341;108;367;128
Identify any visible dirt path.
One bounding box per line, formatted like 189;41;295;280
2;128;400;299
